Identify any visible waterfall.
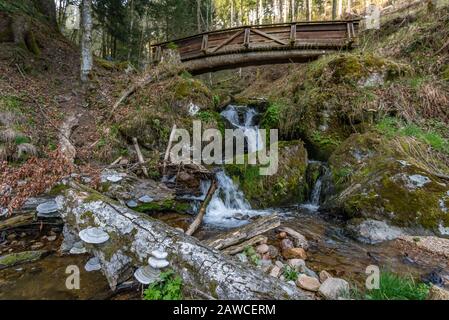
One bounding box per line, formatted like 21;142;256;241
200;105;271;228
220;105;264;153
301;161;328;212
204;171;270;228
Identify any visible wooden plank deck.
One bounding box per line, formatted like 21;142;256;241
151;20;360;73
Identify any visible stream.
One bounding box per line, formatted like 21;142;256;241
0;104;445;299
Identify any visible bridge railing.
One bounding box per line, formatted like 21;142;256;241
151;20;360;64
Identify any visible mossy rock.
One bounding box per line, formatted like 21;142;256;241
225;140;309;208
134;199;190;214
326;132;449;233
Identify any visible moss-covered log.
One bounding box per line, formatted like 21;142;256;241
58;183;308;300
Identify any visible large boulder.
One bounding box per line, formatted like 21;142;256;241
324;132;449;235
225;140;309;208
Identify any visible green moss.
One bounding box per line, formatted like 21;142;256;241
0;250;46;268
225;141;308;208
48;183;69;196
260;102;281;130
197;111;225;135
134;199;189;213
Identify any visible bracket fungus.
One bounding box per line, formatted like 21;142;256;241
36;200;60;218
84;257;102;272
148;257;169;269
134;265;161;285
138;195;154;203
151;250;168;260
69;241;87;255
79;227;110;245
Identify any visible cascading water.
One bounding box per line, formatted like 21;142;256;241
220;105;264;153
204;170;272;228
301;161;328;212
201;105;271;228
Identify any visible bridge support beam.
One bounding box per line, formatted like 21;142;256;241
183;49;331;74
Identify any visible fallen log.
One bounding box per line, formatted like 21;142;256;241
222;235;268;255
0;213;35;232
204;214;280;250
58;184;307;300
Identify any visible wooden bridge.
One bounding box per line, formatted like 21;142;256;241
151;20;360;74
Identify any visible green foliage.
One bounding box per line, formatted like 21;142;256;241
14;135;30;145
365;272;430;300
197;110;225;135
260;102;281;130
283;266;299;282
243;246;260;266
311;131;341;148
143;270;183;300
376;117;449;154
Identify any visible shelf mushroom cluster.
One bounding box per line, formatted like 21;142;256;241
134;249;169;285
79;227;110;244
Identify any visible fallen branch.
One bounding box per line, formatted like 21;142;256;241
222;235;268;255
132;137;149;178
162;124;177;176
185;181;217;236
204;214;280;250
0;213;35;232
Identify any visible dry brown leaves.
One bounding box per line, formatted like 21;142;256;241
0;149;73;216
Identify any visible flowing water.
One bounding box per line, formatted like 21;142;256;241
221;105;264;154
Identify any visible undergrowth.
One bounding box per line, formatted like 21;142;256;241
363;272;430;300
143;269;183;300
376;117;449;155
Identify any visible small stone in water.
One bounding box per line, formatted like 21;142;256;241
280;238;294;250
256;244;269;254
296;274;321;292
278;232;287;239
138;195;154;203
319;270;332;283
319;277;350;300
282;247;307;260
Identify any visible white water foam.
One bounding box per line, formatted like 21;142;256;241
204;171;271;228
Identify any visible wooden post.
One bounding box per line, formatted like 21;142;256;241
289;24;296;46
201;34;209;53
243;28;251;48
132;137;149;178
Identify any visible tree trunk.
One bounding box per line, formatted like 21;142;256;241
80;0;93;83
332;0;337;20
305;0;312;21
197;0;202;33
37;0;58;28
58;184;309;300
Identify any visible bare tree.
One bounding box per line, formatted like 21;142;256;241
80;0;93;83
305;0;312;21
